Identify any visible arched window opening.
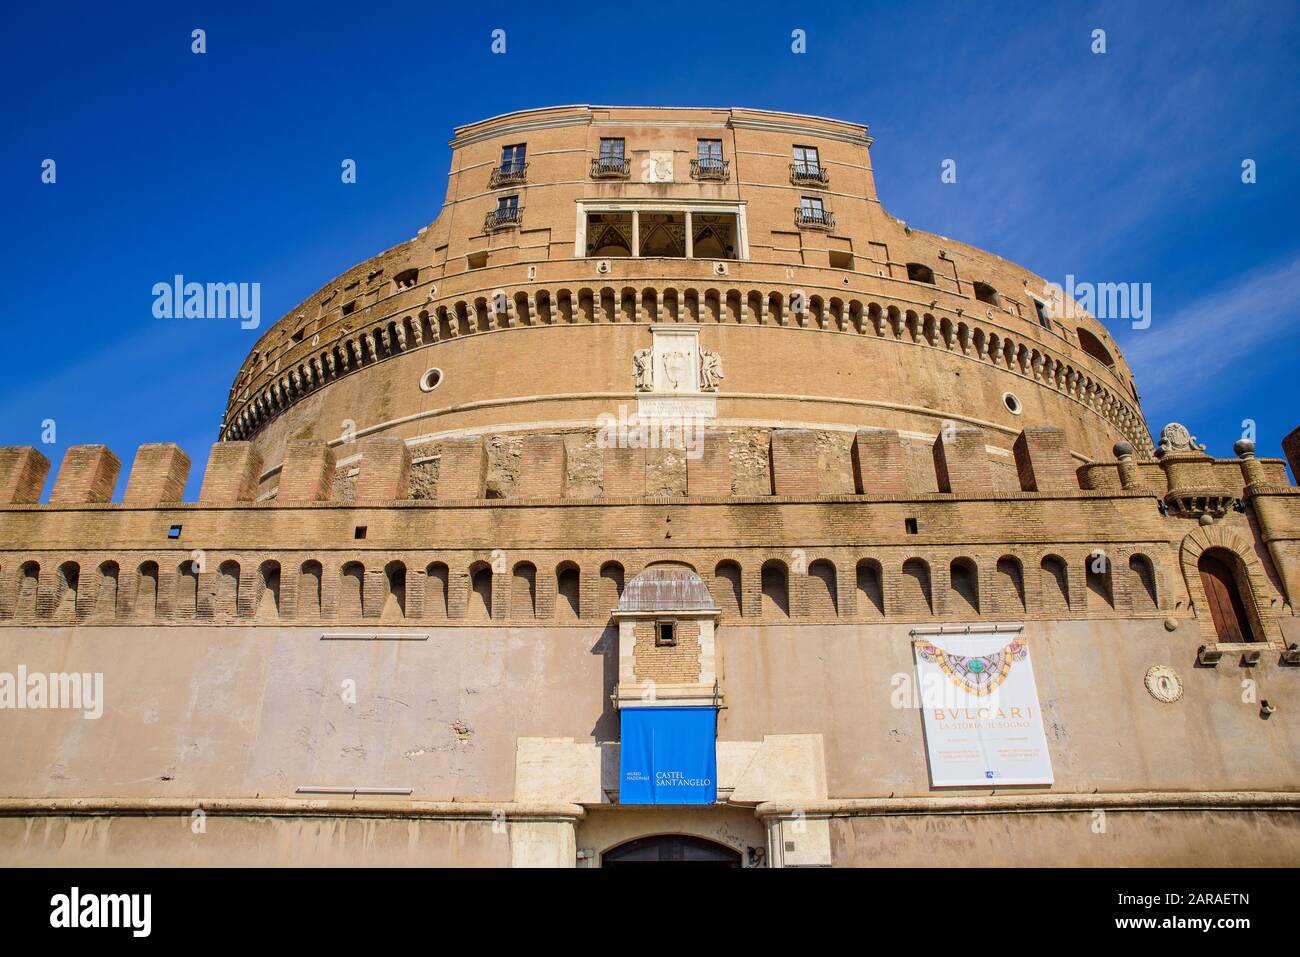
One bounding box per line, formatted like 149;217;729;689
17;562;40;619
856;560;884;617
973;281;999;305
176;561;199;619
598;561;625;614
807;560;838;617
54;561;80;621
996;556;1026;613
901;559;933;615
218;560;241;618
299;561;322;618
714;561;742;617
1085;553;1114;610
256;561;281;620
136;562;159;619
512;562;537;619
468;563;494;621
340;562;365;620
761;560;789;618
1040;556;1069;611
1129;555;1158;611
949;559;979;615
96;561;120;619
425;562;449;619
383;561;406;621
557;563;581;621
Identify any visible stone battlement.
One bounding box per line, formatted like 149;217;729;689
1;429;1296;644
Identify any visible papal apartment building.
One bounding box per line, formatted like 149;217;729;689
2;105;1298;867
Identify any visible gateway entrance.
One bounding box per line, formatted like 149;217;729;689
601;835;741;868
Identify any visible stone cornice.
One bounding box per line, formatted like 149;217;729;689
0;797;585;822
753;790;1300;818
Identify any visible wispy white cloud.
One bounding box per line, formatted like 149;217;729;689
1119;251;1300;403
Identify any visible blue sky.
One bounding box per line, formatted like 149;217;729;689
2;0;1297;497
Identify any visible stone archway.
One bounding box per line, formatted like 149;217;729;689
1198;550;1255;643
601;834;741;868
1178;526;1279;647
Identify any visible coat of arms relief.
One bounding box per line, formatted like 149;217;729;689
632;329;723;395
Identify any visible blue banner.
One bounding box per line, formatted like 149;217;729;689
619;706;718;805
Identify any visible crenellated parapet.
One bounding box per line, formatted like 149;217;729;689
2;426;1295;640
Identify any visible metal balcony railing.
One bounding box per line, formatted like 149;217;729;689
488;162;528;188
690;158;729;181
794;206;834;229
484;205;523;230
790;163;829;187
591;156;631;178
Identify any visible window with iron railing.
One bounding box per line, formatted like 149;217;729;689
592;138;630;178
791;146;828;186
490;144;528;187
692;139;728;180
795;197;833;229
485;195;522;230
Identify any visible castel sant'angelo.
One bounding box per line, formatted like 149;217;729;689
2;106;1298;867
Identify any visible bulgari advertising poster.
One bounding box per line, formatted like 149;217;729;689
913;633;1054;787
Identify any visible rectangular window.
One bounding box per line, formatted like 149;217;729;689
655;621;677;647
697;139;723;166
1033;299;1052;329
793;145;820;173
497;194;519;213
599;137;625;160
801;196;825;215
499;143;526;172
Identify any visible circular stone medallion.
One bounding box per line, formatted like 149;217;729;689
1144;665;1183;703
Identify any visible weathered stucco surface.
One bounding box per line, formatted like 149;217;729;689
0;619;1296;865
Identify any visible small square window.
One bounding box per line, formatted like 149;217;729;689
341;301;356;317
655;621;677;647
905;517;919;535
354;526;367;540
167;525;182;540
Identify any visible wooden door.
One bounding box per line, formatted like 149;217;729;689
1198;553;1254;643
602;835;741;868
